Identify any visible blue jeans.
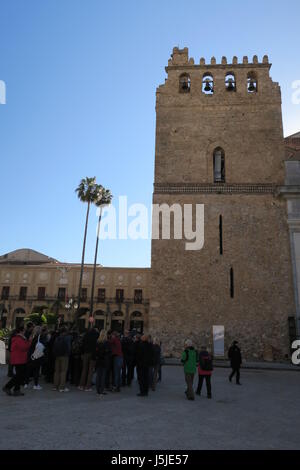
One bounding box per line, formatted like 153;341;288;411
113;356;123;389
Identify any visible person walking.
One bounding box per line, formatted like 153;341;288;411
228;340;242;385
2;325;31;396
110;331;123;392
151;337;161;391
196;345;213;399
78;326;99;391
52;327;71;392
136;335;153;397
94;330;112;396
181;339;197;401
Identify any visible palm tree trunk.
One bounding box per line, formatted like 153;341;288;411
77;201;90;316
90;208;102;321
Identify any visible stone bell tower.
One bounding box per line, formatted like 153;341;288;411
149;47;295;360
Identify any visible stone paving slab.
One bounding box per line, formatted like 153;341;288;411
0;365;300;450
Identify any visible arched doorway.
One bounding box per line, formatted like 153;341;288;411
130;311;144;334
111;311;124;334
13;308;26;328
94;310;105;331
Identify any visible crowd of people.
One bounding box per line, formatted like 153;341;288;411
2;321;243;401
2;322;163;397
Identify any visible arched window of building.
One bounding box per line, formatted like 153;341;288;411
225;73;236;92
179;74;191;93
202;73;214;94
247;71;258;93
213;147;225;183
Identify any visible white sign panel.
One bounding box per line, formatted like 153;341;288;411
213;325;225;357
0;340;6;365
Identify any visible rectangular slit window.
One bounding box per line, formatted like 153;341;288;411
219;215;223;255
230;268;234;298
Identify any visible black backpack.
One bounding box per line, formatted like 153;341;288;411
199;353;213;371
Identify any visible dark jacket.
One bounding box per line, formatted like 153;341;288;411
94;340;112;369
10;334;31;365
82;329;99;355
152;344;161;367
198;350;213;376
121;336;135;359
228;344;242;367
136;341;153;367
53;333;71;358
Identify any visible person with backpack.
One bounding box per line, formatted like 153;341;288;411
25;325;48;390
181;339;197;401
228;340;242;385
196;345;213;399
52;327;71;392
2;325;31;396
151;337;161;391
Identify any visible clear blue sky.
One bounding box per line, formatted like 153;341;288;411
0;0;300;267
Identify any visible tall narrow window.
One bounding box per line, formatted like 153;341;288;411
37;287;46;300
134;289;143;304
116;289;124;303
80;288;88;302
1;286;10;300
213;147;225;183
219;215;223;255
97;288;106;303
230;268;234;299
19;286;27;300
57;287;66;301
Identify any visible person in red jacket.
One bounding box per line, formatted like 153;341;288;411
196;346;213;399
2;325;31;396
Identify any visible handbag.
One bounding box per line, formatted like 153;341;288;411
31;335;45;360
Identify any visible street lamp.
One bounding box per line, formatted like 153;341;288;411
65;297;78;324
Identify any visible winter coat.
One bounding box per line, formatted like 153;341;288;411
10;334;31;365
198;350;213;376
95;340;112;369
228;345;242;368
53;334;71;358
121;336;135;359
136;341;153;367
181;347;197;374
82;329;99;354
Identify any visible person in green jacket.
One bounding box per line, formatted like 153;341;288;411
181;339;197;401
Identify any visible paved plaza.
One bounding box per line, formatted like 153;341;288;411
0;365;300;450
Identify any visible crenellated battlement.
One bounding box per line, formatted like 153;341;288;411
168;47;270;68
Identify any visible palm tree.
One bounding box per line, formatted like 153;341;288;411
89;186;113;321
75;176;98;314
